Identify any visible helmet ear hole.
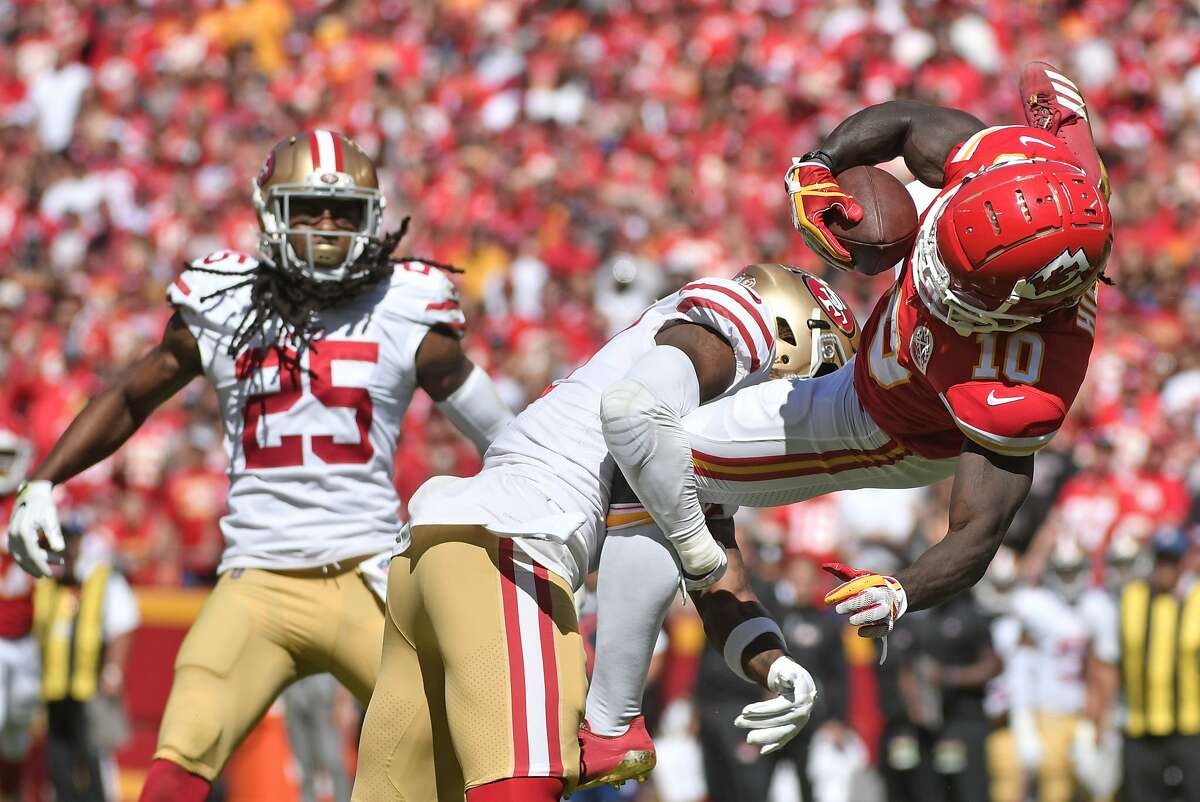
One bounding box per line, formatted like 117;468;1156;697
776;317;797;346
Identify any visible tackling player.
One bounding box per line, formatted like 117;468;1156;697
5;131;513;802
350;264;854;801
580;62;1114;784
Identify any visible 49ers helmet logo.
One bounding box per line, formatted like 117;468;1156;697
256;150;276;187
802;275;857;336
1016;248;1091;300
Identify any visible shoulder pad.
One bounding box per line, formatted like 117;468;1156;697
378;261;466;336
167;250;258;327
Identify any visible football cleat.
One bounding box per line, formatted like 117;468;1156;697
1019;61;1109;199
572;716;656;794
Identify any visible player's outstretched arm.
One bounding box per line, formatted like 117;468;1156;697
897;441;1032;610
601;322;736;590
688;521;817;755
818;100;987;188
32;310;202;484
415;327;513;454
8;310;202;576
823;441;1032;642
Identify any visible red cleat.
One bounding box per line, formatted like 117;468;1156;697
1019;61;1109;198
573;717;656;794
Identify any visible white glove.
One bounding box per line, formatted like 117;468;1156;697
6;480;64;577
733;656;817;755
1011;709;1043;772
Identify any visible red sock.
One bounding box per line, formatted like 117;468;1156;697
466;777;564;802
139;759;212;802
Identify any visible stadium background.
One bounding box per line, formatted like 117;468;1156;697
1;0;1198;800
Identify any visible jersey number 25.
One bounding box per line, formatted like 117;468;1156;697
235;341;379;469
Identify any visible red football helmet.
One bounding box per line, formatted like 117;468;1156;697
913;159;1113;334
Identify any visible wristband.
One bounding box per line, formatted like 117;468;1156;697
799;150;835;171
723;617;785;682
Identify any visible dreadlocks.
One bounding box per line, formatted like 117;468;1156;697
187;216;462;373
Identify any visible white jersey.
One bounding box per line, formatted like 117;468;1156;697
1011;586;1118;714
168;250;465;572
405;278;776;589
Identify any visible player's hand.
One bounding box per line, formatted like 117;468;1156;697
734;656;817;755
822;562;907;638
785;157;864;266
6;480;64;578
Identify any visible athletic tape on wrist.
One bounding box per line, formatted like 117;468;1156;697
723;617;785;683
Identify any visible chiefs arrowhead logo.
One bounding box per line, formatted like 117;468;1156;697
1016;248;1091;300
802;275;856;336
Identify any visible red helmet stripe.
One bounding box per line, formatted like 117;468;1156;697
309;129;341;172
331;132;344;171
307;130;322;171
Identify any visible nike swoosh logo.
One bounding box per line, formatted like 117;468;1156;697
987;391;1025;406
1018;135;1052;148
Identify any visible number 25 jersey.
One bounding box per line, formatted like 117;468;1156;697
168;251;465;571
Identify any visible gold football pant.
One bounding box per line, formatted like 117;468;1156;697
988;713;1103;802
353;525;586;802
154;559;384;781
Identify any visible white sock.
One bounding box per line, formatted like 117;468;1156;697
585;522;682;736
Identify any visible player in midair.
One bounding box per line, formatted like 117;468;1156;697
6;131;514;802
350;264;858;802
578;62;1114;786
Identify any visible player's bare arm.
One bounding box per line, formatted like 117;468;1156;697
817;100;986;188
7;312;201;577
654;322;736;402
823;441;1032;643
896;442;1032;611
414;325;513;453
33;311;202;485
786;100;985;267
601;321;739;590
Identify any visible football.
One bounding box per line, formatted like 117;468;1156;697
826;165;920;275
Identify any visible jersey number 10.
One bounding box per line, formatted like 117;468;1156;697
235;341;379;469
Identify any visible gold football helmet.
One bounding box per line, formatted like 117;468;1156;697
732;264;859;379
252;130;386;283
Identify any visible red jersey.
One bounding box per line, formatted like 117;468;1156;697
854;126;1099;459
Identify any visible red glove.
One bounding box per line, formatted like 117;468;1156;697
784;158;865;267
821;562;907;638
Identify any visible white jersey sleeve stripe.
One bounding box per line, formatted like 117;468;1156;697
677;297;763;373
676;281;774;373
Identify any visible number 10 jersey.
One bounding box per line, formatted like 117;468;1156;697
168;250;466;572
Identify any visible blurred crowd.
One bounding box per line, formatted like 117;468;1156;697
2;0;1200;800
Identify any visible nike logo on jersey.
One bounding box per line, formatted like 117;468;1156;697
987;391;1025;406
1018;135;1052;148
